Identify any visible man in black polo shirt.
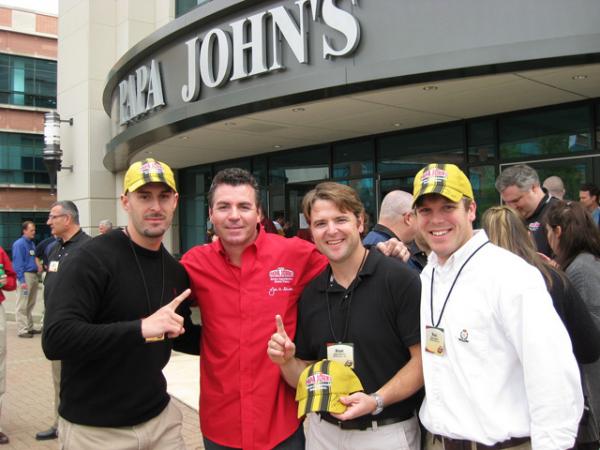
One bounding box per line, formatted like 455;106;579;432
268;182;422;450
495;164;558;257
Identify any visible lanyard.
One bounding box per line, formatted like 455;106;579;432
326;248;368;343
430;241;489;328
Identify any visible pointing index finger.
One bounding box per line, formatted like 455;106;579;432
167;288;191;311
275;314;287;336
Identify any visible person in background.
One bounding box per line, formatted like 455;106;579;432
363;190;427;271
546;200;600;450
36;201;92;441
495;164;558;257
11;221;41;338
414;163;582;450
98;219;113;234
579;183;600;226
481;205;600;365
0;246;17;444
543;175;566;200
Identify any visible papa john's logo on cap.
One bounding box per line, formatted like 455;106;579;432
421;168;448;185
269;267;295;284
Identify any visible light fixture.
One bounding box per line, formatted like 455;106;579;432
273;144;282;149
393;122;402;127
292;107;305;112
43;111;73;195
224;122;237;126
179;135;189;140
571;75;588;80
422;85;438;91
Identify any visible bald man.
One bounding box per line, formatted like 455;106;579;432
542;176;566;200
363;190;427;271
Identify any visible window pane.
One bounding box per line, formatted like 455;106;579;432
338;178;375;229
468;120;496;163
0;54;56;108
333;139;373;178
469;165;497;224
378;125;464;175
0;132;46;185
499;105;592;159
269;146;329;184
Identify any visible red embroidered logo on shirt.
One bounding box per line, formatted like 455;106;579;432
269;267;295;284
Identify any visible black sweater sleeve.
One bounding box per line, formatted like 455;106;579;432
42;245;145;361
551;272;600;364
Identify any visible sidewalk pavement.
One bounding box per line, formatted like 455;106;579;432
1;287;204;449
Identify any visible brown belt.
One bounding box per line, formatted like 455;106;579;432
434;434;530;450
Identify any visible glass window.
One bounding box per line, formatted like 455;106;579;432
468;120;496;163
0;54;56;108
213;158;251;175
595;102;599;148
468;165;498;224
269;146;329;185
333;139;373;178
175;0;211;17
178;165;212;251
339;178;375;229
499;105;592;160
0;212;50;258
0;132;49;185
378;125;464;175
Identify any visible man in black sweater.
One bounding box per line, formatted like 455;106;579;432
42;159;199;449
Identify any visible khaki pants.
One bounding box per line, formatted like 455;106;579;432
52;360;60;428
16;272;38;335
58;400;185;450
423;432;532;450
306;413;420;450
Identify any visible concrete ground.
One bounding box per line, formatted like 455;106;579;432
1;285;204;449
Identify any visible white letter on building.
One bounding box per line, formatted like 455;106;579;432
269;2;309;71
200;29;232;88
230;12;268;80
182;37;201;102
321;0;360;59
146;60;165;110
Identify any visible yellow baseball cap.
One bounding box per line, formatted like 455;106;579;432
296;360;364;418
413;163;473;206
123;158;177;194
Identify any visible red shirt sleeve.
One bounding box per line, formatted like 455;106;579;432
0;247;17;292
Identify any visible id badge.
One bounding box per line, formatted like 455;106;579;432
425;326;445;356
48;261;59;272
327;342;355;368
29;249;35;256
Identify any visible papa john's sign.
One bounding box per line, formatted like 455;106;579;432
117;0;362;126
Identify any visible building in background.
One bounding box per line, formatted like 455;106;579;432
0;5;56;254
55;0;600;253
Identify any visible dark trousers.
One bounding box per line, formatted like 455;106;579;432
203;425;305;450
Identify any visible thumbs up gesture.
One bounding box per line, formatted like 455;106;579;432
141;288;191;342
267;314;296;366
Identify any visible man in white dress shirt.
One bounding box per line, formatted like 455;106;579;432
412;163;583;450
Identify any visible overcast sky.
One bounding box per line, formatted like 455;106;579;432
0;0;58;15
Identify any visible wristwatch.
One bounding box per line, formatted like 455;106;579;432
370;393;384;415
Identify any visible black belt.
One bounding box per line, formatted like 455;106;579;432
434;434;530;450
319;412;413;431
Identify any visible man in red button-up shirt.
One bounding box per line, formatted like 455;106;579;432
181;168;327;450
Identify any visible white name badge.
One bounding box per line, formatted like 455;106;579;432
425;326;446;356
29;250;35;256
48;261;59;272
327;342;355;368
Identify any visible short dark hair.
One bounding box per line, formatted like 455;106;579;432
51;200;80;225
207;168;260;208
22;220;34;232
580;182;600;203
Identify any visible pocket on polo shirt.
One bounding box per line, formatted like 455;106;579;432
452;325;489;378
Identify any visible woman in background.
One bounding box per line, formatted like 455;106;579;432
482;205;600;364
546;200;600;450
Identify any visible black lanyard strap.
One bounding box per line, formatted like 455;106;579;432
326;248;368;343
430;240;489;328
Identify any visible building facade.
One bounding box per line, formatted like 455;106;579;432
0;5;57;254
57;0;600;254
